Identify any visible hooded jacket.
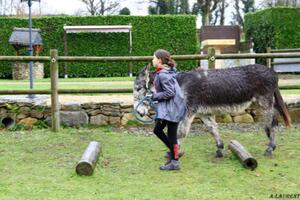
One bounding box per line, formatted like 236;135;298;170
152;67;187;122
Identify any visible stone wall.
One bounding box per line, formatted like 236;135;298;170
0;95;299;129
12;62;44;80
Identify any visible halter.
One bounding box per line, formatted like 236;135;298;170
133;67;157;124
133;95;157;124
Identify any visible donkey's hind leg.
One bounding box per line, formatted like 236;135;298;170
257;96;277;156
177;113;196;147
200;115;224;158
264;114;278;156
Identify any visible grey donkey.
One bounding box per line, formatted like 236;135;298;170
133;64;292;157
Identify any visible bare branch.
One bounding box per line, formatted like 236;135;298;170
80;0;120;15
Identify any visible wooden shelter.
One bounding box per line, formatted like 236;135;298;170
9;28;43;56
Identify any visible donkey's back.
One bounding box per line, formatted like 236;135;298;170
177;64;278;114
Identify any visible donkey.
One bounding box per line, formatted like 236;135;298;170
133;64;292;157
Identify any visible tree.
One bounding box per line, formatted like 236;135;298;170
119;7;130;15
0;0;33;16
14;1;27;17
148;0;190;15
263;0;299;7
242;0;255;13
219;0;228;25
80;0;121;16
232;0;243;26
0;0;12;15
231;0;256;27
192;2;200;15
208;0;229;25
148;0;168;14
179;0;190;14
192;0;221;25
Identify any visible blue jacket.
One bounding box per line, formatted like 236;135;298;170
152;68;187;123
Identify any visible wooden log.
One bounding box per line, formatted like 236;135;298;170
228;140;258;170
76;141;101;176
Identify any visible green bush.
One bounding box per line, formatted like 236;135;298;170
244;7;300;54
0;15;197;78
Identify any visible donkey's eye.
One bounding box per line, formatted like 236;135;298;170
137;87;144;91
135;85;142;91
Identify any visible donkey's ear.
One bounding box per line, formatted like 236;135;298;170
145;63;151;72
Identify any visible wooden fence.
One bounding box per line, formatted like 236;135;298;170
267;48;300;72
0;48;300;132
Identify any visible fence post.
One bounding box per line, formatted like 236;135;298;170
208;47;216;69
50;49;60;132
63;29;68;78
128;23;133;77
267;47;272;68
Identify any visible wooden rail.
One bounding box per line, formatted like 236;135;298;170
1;53;300;62
271;48;300;53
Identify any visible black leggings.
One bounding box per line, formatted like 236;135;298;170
153;119;179;160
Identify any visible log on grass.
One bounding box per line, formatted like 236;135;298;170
228;140;258;170
76;141;101;176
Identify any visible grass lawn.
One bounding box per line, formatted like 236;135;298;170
0;126;299;200
0;77;133;90
0;83;133;90
0;77;135;82
281;89;300;94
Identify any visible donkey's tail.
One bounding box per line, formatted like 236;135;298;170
274;87;292;128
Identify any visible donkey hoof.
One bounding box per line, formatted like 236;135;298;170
215;149;224;158
264;149;273;157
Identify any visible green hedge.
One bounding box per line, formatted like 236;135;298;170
0;15;197;78
244;7;300;54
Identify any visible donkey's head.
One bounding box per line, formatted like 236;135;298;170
133;64;154;116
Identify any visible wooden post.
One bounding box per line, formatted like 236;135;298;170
228;140;258;170
63;30;68;78
76;141;101;176
128;23;133;77
198;49;202;66
267;47;272;68
208;47;216;69
50;49;60;132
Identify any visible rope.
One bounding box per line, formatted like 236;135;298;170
133;95;157;124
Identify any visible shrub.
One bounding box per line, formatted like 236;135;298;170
0;15;197;78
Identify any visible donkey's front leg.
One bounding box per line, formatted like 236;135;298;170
200;115;224;158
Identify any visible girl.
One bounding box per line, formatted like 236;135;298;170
151;49;187;170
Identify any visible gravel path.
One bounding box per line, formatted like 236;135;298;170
279;79;300;84
46;94;133;105
48;94;299;105
114;123;300;136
